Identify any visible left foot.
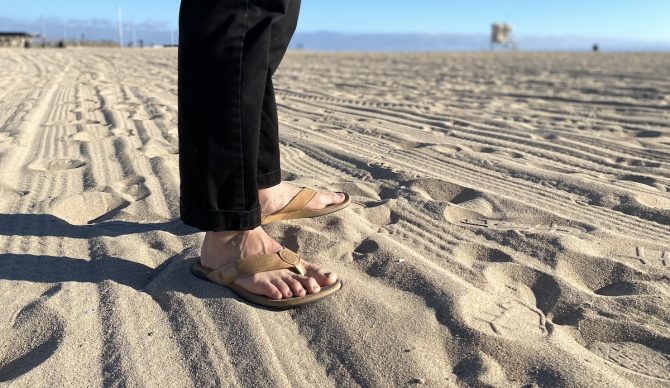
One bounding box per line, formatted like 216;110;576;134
259;182;346;216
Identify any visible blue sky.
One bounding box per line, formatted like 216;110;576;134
300;0;670;41
1;1;668;48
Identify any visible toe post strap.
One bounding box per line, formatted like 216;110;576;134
206;248;306;285
281;187;318;214
277;248;306;275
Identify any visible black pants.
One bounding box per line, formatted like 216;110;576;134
178;0;301;231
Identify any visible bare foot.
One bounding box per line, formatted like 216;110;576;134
200;227;338;300
259;181;346;216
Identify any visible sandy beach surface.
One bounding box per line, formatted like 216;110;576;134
0;48;669;387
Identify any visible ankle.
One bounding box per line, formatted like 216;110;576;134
204;230;247;245
201;230;248;267
200;227;282;268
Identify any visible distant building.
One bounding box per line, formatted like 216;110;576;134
0;32;34;48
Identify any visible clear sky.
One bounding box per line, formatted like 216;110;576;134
1;0;669;42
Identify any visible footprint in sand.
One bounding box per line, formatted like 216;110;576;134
611;246;670;269
588;342;670;380
0;184;29;201
594;279;669;297
409;177;483;204
28;158;87;172
70;127;112;142
407;178;499;224
633;193;670;210
44;191;129;225
470;146;524;159
460;289;548;338
613;157;661;169
393;140;434;150
616;174;666;192
460;265;559;338
139;139;178;159
450;242;513;267
110;176;151;203
431;144;468;154
0;286;65;382
578;308;670;381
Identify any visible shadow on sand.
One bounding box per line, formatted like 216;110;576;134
0;212;273;302
0;213;196;239
0;213;265;383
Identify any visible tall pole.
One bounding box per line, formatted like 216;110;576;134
117;5;124;48
132;22;137;48
41;16;47;43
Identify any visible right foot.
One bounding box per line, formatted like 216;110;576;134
200;227;338;300
259;181;346;217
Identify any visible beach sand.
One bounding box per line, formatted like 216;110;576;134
0;48;669;387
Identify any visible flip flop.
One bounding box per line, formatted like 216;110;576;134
191;248;342;309
261;187;351;225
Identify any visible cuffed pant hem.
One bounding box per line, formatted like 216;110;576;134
257;169;282;189
180;201;261;231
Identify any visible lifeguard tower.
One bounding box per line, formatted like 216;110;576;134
490;23;516;50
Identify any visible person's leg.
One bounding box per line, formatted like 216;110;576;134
256;75;282;188
179;0;283;231
256;0;300;188
178;0;338;300
254;0;347;215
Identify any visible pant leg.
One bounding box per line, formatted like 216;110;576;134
178;0;293;231
256;0;301;189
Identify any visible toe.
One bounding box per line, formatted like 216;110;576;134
315;267;338;287
261;281;283;300
304;262;338;287
295;274;321;294
285;276;306;297
330;192;346;206
271;279;293;299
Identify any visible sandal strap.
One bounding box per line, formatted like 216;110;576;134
206;248;306;285
280;187;318;214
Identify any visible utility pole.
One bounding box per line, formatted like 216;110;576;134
132;22;137;48
41;16;47;41
117;5;124;48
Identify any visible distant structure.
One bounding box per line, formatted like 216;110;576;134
592;43;599;52
490;23;516;50
0;32;34;48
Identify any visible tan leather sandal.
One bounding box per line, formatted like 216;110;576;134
191;248;342;309
261;187;351;225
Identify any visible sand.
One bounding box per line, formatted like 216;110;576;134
0;48;669;387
